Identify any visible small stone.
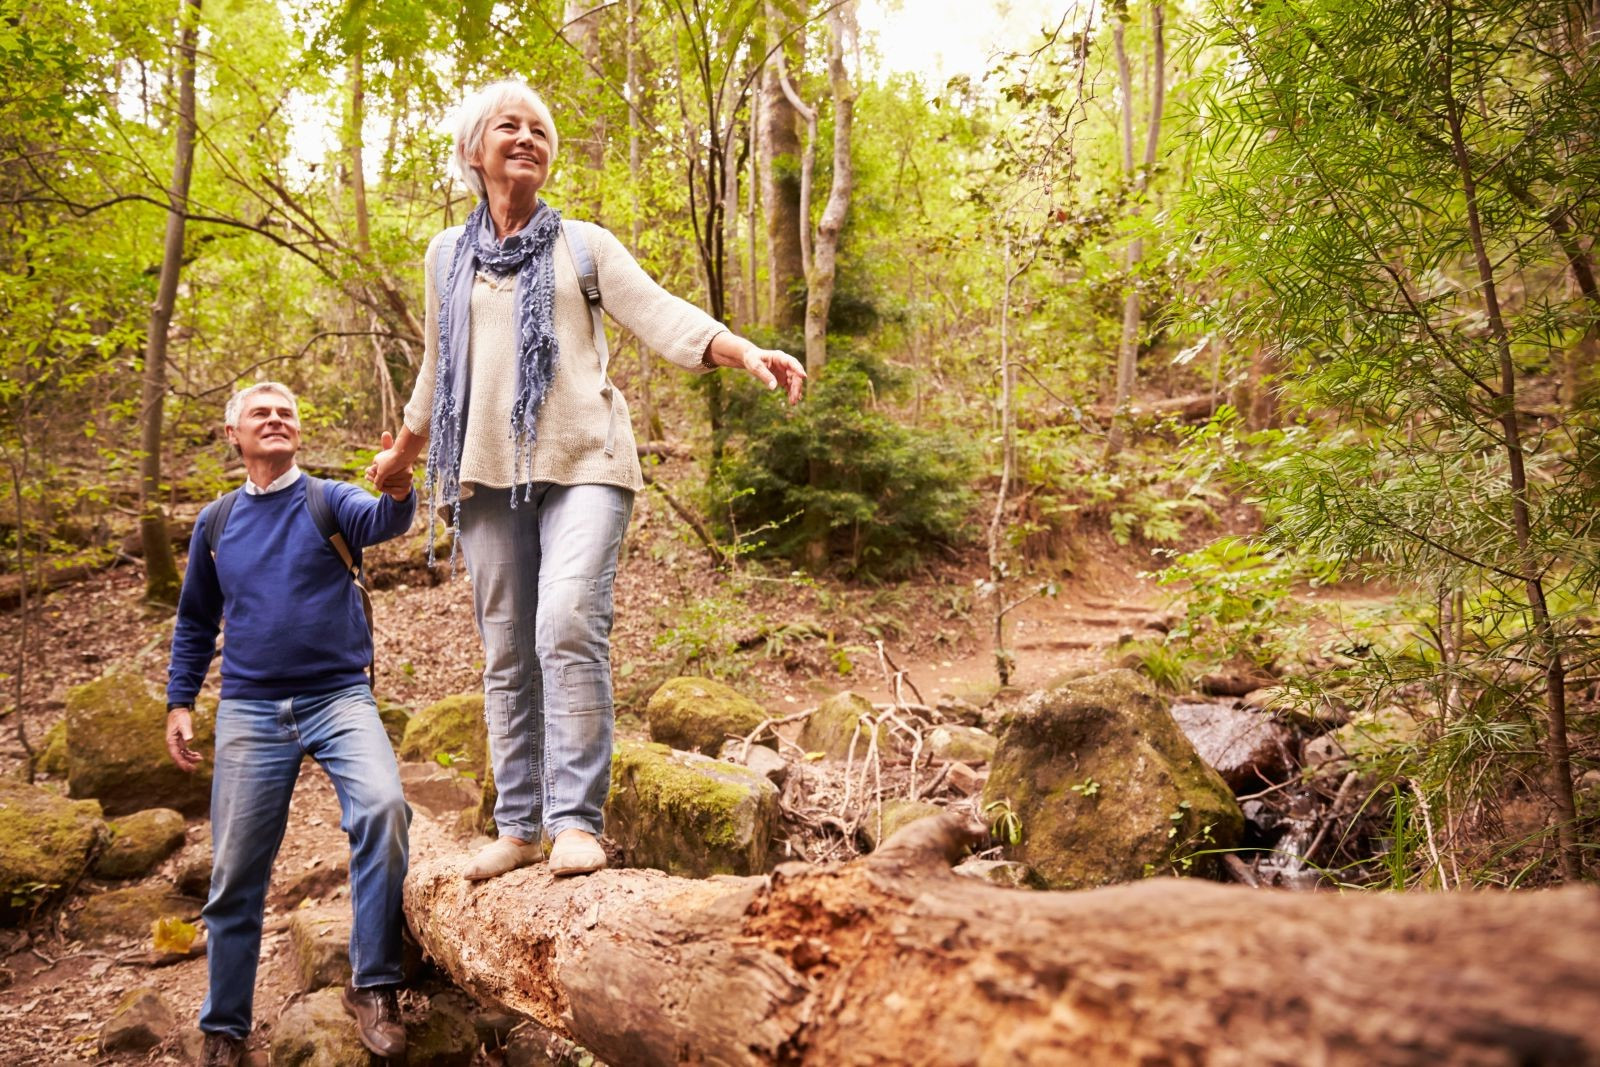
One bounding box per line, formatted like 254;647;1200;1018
100;987;175;1052
737;744;789;788
953;858;1048;890
174;852;212;898
287;908;352;992
376;698;412;748
399;763;479;817
926;724;997;764
945;762;985;796
646;676;769;755
933;696;985;727
860;799;944;852
94;808;187;880
797;692;887;759
36;720;68;777
68;887;201;944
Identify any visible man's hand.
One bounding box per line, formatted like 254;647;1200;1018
368;430;414;501
166;708;204;773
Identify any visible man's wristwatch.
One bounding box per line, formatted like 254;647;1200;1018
167;703;193;715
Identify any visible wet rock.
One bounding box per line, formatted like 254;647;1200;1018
1169;702;1295;790
984;669;1243;889
270;987;368;1066
797;692;886;759
0;778;104;919
93;808;187;880
398;693;487;779
607;740;779;877
953;858;1048;890
646;676;769;755
734;743;789;788
288;907;353;992
926;724;997;764
860;800;944;852
68;886;201;944
36;720;67;777
399;763;479;817
100;987;175;1052
65;674;213;816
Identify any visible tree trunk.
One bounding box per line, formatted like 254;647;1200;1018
761;6;805;331
1104;1;1164;459
625;0;662;442
565;0;607;203
801;1;856;377
138;0;201;606
405;811;1600;1067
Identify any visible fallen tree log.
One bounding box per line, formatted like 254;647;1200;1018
405;813;1600;1066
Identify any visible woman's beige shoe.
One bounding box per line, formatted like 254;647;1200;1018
548;829;607;877
463;836;543;881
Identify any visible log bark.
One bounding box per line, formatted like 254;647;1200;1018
405;812;1600;1067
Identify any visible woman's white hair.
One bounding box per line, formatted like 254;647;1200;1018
452;80;560;200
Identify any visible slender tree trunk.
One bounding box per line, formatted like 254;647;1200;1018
138;0;201;606
762;4;805;331
802;0;857;377
987;237;1023;685
565;0;606;209
1442;13;1580;881
626;0;662;442
1104;1;1164;459
746;115;759;327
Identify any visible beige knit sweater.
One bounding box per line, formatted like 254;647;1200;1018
402;220;725;495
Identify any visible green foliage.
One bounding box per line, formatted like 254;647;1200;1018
983;798;1024;847
1156;537;1333;670
713;356;976;575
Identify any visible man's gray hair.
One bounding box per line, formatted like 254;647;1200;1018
451;80;560;201
224;381;299;429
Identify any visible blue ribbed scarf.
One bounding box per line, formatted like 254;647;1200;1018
425;199;563;562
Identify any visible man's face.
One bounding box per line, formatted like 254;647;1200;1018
226;390;301;463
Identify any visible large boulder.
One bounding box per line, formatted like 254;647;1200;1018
67;886;201;944
983;670;1243;889
1168;702;1296;790
797;692;884;759
93;807;187;880
0;779;104;918
606;740;779;877
646;676;769;755
398;693;487;776
65;673;213;816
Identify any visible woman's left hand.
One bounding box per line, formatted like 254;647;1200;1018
740;347;807;406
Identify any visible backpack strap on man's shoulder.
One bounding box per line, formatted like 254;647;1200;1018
304;477;377;689
562;220;619;457
202;489;240;560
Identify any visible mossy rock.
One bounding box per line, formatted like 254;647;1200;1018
399;692;486;772
646;676;769;755
860;799;944;852
606;740;779;877
36;721;67;778
927;724;997;764
797;692;885;759
0;779;105;918
983;669;1243;889
65;674;214;817
288;907;352;992
67;886;201;944
270;987;370;1067
93;808;186;880
376;698;412;748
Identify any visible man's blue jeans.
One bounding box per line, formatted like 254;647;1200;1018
200;684;410;1039
457;484;633;843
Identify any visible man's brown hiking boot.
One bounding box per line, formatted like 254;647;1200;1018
341;982;406;1058
201;1032;245;1067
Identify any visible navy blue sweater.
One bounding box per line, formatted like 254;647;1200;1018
167;476;416;703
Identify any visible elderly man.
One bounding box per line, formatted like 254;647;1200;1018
166;382;416;1066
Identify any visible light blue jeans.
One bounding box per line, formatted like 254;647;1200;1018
200;684;410;1039
458;483;633;842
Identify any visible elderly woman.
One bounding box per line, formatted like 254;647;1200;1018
369;80;805;880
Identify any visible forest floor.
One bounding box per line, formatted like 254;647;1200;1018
0;453;1203;1064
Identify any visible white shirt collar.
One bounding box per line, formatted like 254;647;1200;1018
243;464;303;496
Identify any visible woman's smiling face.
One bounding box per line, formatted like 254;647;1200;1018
475;104;553;198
